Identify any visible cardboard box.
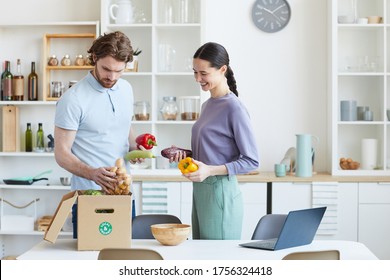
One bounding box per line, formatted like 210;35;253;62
44;191;132;251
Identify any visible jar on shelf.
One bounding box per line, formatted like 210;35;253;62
160;96;178;120
74;54;85;66
134;101;150;120
48;55;58;66
85;54;92;66
61;54;71;66
178;96;200;120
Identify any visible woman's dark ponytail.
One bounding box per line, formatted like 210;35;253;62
226;66;238;97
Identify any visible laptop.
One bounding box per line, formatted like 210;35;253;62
239;206;327;251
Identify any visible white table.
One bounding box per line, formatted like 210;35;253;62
17;239;378;260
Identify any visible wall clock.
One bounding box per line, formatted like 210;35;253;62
252;0;291;33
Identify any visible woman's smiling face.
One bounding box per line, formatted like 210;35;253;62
193;58;226;92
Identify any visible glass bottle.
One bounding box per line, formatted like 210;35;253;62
160;96;178;120
179;0;190;23
164;0;174;23
1;60;13;101
28;62;38;101
36;123;45;151
25;123;33;152
13;59;24;101
0;61;5;100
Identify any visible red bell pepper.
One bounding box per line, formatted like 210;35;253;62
136;133;157;150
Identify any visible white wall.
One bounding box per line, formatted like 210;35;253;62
0;0;100;22
201;0;329;172
0;0;329;172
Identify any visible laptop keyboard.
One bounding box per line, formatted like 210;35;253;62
257;240;276;249
240;238;278;250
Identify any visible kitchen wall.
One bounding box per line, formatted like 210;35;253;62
0;0;329;172
201;0;329;172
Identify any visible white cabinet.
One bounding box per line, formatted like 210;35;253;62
0;185;72;258
330;0;390;175
101;0;203;171
240;182;267;239
179;181;193;226
137;181;266;240
271;182;358;241
358;182;390;259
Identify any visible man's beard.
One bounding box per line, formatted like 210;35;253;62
93;68;117;88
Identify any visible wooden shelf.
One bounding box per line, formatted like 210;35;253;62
46;66;93;70
45;33;95;39
42;33;97;101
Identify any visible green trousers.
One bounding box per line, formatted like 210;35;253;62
192;175;243;240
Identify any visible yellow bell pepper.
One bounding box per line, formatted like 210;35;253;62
178;157;198;174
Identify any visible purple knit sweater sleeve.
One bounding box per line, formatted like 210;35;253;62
191;94;259;175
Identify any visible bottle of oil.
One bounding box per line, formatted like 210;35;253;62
28;62;38;101
25;123;33;152
1;60;13;101
13;59;24;101
36;123;44;152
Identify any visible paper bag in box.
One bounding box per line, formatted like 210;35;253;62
77;194;131;251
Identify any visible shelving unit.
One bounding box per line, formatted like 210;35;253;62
101;0;203;171
42;33;96;101
0;21;99;259
330;0;390;175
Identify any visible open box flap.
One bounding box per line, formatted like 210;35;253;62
44;191;80;243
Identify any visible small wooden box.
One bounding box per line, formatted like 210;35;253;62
2;105;20;152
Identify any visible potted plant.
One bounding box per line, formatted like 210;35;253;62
126;47;142;72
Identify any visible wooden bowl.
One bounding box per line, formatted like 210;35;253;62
151;223;191;246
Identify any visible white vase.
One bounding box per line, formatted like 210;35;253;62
126;56;138;72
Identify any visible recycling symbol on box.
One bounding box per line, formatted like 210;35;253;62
99;221;112;235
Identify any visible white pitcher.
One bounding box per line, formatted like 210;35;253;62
109;0;134;24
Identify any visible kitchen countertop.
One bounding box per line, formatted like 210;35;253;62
132;171;390;183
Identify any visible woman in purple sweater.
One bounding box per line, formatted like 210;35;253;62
181;42;260;239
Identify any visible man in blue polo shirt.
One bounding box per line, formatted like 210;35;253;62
54;31;139;238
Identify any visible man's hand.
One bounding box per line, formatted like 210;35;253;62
91;167;117;194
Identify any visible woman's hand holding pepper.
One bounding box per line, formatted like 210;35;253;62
182;159;210;182
182;159;229;183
